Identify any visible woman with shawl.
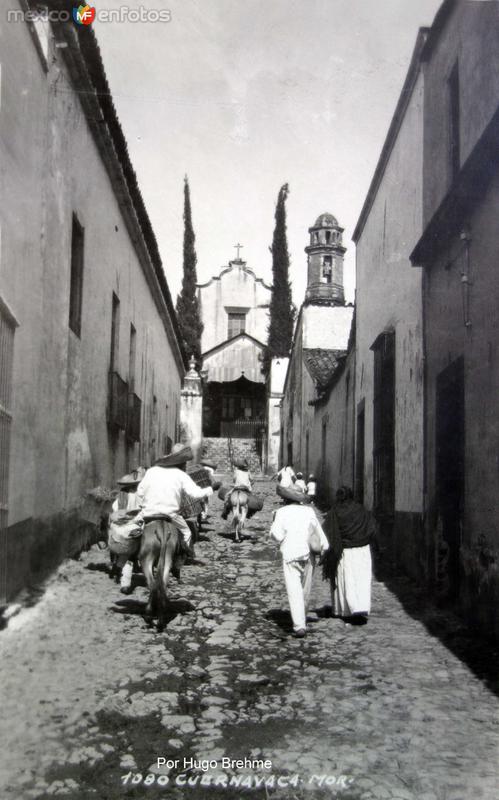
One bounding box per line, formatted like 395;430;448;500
322;486;376;622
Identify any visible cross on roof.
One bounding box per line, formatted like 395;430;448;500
234;242;244;260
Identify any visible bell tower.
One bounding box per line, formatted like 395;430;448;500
304;212;346;306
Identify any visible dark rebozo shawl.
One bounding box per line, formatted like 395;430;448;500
322;500;376;589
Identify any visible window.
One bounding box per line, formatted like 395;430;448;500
69;214;84;337
325;230;331;244
128;324;136;392
448;62;460;181
322;256;332;284
110;293;120;371
0;299;16;532
227;312;246;338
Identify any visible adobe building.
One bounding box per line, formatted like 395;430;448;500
280;213;353;497
352;30;427;578
410;0;499;635
0;10;185;602
197;255;271;470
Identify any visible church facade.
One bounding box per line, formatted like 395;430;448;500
197;255;271;441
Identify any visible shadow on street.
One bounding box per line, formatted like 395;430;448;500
375;561;499;699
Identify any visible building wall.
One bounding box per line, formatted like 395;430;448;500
424;170;499;634
198;262;270;354
302;306;352;350
0;18;183;595
280;321;305;469
423;1;499;224
420;1;499;635
355;68;425;578
280;305;353;485
266;358;289;474
202;336;265;384
310;351;355;505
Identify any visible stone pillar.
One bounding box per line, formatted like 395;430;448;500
180;356;203;463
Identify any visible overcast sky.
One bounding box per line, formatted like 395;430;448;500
94;0;442;306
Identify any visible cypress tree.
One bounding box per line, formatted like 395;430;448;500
263;183;295;375
176;176;203;364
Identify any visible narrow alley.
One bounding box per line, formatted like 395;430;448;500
1;480;499;800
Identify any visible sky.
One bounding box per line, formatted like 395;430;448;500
93;0;442;306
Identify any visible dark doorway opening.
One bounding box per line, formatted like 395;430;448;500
356;400;365;503
436;356;464;600
203;375;266;438
372;330;395;548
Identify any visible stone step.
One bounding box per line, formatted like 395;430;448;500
202;437;264;474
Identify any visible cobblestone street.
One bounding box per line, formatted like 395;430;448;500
1;479;499;800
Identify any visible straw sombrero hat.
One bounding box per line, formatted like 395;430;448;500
154;444;193;468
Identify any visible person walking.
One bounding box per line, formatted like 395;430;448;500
270;485;329;638
322;486;376;624
275;464;296;488
306;474;317;502
294;472;307;492
199;459;217;521
108;469;145;594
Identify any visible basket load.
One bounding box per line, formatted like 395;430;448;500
180;465;213;519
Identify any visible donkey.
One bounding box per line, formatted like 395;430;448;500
229;488;249;543
139;518;187;630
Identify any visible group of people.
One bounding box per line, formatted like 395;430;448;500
106;448;376;641
270;466;375;638
274;464;317;501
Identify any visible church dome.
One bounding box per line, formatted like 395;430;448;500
314;212;339;228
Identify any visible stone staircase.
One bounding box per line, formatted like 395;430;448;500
201;437;264;475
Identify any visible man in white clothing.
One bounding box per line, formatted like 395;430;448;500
136;445;213;547
270;485;329;637
276;464;296;488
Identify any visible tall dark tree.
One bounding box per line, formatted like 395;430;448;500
176;176;203;364
263;183;295;375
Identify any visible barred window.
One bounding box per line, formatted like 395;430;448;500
227;312;246;339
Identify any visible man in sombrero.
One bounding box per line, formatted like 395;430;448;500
135;444;213;551
270;483;329;638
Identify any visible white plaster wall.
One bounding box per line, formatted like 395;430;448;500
2;25;183;524
270;358;289;395
302;305;353;350
202;336;264;383
355;69;424;514
198;262;270;353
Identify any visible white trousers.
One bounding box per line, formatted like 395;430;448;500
282;556;315;631
170;513;192;546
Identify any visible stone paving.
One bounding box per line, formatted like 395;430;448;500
1;479;499;800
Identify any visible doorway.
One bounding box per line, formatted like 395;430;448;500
436;357;464;599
